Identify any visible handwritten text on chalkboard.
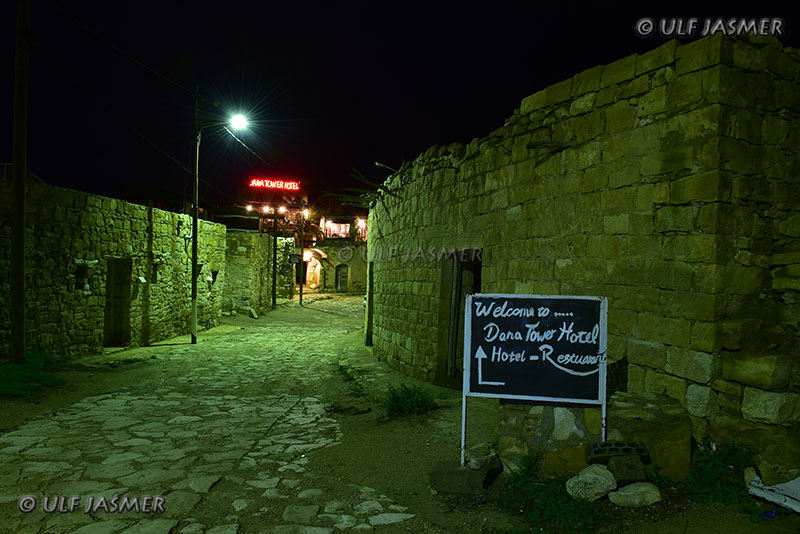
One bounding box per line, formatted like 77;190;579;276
465;294;607;403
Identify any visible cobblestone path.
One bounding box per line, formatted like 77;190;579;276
0;297;419;534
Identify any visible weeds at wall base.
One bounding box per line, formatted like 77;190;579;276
687;443;753;505
492;454;605;534
686;443;779;522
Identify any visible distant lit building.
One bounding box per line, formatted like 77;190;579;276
212;176;308;233
210;177;368;293
319;215;367;242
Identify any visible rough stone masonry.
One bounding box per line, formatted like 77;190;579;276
0;172;300;360
366;34;800;478
225;231;295;314
0;171;227;359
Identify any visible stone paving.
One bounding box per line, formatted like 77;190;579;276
0;297;417;534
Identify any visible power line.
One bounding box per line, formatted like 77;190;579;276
44;0;276;189
5;11;276;206
19;27;242;205
45;0;191;93
223;126;277;170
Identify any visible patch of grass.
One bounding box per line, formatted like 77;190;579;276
687;443;753;505
496;454;604;534
0;352;68;399
337;364;368;398
378;383;437;417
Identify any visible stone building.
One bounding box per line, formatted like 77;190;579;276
305;245;367;294
0;168;227;358
366;35;800;478
224;231;295;313
300;214;368;294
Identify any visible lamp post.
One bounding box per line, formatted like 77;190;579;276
191;89;247;343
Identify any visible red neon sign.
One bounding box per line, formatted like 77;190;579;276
249;178;300;191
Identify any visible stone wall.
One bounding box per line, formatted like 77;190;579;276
224;231;295;313
367;35;800;466
310;244;367;293
0;171;227;359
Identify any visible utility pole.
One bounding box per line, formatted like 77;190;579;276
188;96;245;342
191;86;200;344
11;0;31;364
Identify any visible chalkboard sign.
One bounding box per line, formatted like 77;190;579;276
463;293;607;404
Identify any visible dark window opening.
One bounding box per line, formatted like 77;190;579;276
74;264;89;291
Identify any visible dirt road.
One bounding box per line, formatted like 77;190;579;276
1;295;797;533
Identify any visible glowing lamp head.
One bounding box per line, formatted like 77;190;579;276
230;114;248;130
303;209;309;217
278;206;286;214
262;206;269;213
245;204;253;211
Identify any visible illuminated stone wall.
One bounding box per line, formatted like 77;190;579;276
0;174;227;359
367;35;800;463
224;231;295;312
312;244;367;293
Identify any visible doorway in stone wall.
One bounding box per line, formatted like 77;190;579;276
437;249;482;387
365;261;374;346
103;258;132;347
336;264;349;291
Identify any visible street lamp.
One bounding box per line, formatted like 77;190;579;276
191;95;247;344
230;114;248;130
374;161;398;172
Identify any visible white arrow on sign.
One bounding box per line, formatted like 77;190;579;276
475;346;505;386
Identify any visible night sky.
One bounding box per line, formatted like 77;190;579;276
2;3;799;209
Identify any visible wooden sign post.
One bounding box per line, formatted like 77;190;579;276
461;293;608;465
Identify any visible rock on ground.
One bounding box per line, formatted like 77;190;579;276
606;454;647;486
608;482;662;507
565;464;617;502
